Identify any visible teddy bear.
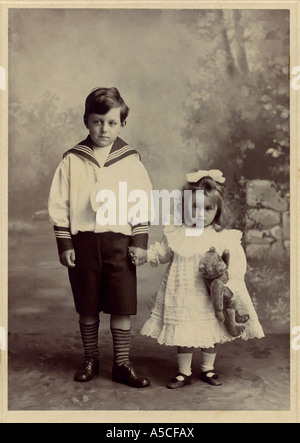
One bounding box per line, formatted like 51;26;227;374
199;247;249;337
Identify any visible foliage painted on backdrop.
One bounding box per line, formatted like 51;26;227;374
171;10;290;233
178;10;289;183
9;92;80;217
9;10;289;223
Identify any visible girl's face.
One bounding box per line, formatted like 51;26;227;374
190;192;218;227
203;195;218;227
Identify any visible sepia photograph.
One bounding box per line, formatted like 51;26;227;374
1;1;299;424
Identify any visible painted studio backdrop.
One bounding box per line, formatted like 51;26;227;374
7;8;290;411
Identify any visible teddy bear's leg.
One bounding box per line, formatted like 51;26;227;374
223;308;246;337
223;287;235;309
210;280;226;322
223;288;249;325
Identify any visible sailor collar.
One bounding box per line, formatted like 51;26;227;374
63;136;140;168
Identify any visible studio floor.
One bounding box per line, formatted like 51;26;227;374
5;221;291;419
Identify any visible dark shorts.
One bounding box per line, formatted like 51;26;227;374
68;232;137;317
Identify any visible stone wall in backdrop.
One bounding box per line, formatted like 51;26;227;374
244;179;290;334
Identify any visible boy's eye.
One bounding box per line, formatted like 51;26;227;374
93;120;118;126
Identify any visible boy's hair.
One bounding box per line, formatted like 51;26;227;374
182;176;231;230
84;87;129;126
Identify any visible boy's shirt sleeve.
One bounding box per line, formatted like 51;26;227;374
128;156;153;250
48;157;73;254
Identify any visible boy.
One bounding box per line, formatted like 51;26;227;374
48;87;152;388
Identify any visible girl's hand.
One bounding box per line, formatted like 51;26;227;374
59;249;76;268
128;246;147;267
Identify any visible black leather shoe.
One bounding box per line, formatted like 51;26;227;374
167;373;192;389
112;362;150;388
200;370;222;386
74;356;99;382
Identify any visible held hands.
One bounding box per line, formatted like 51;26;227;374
59;247;147;268
128;246;148;267
59;249;76;268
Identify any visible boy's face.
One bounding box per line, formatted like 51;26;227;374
86;107;125;148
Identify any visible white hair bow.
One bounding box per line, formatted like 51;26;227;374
186;169;226;184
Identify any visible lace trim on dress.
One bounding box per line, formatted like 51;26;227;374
163;223;243;258
140;316;264;348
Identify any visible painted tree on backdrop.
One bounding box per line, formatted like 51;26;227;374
177;9;289;229
9;92;80;217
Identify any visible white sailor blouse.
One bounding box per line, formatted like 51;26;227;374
48;136;153;254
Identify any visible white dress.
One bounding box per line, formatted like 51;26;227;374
141;223;265;349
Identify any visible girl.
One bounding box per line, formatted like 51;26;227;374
141;170;264;389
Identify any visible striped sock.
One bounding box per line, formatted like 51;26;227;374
111;328;131;366
79;321;100;359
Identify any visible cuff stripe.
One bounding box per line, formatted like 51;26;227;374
132;223;150;236
54;227;72;239
55;232;72;239
53;226;73;254
132;227;149;236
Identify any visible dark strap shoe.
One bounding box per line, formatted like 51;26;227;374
200;370;222;386
112;362;150;388
167;373;192;389
74;356;99;382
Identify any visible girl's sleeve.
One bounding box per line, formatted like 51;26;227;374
224;230;250;309
225;231;265;339
48;157;73;254
226;230;248;281
147;235;173;267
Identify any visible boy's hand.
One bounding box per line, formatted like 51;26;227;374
59;249;76;268
128;246;147;267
